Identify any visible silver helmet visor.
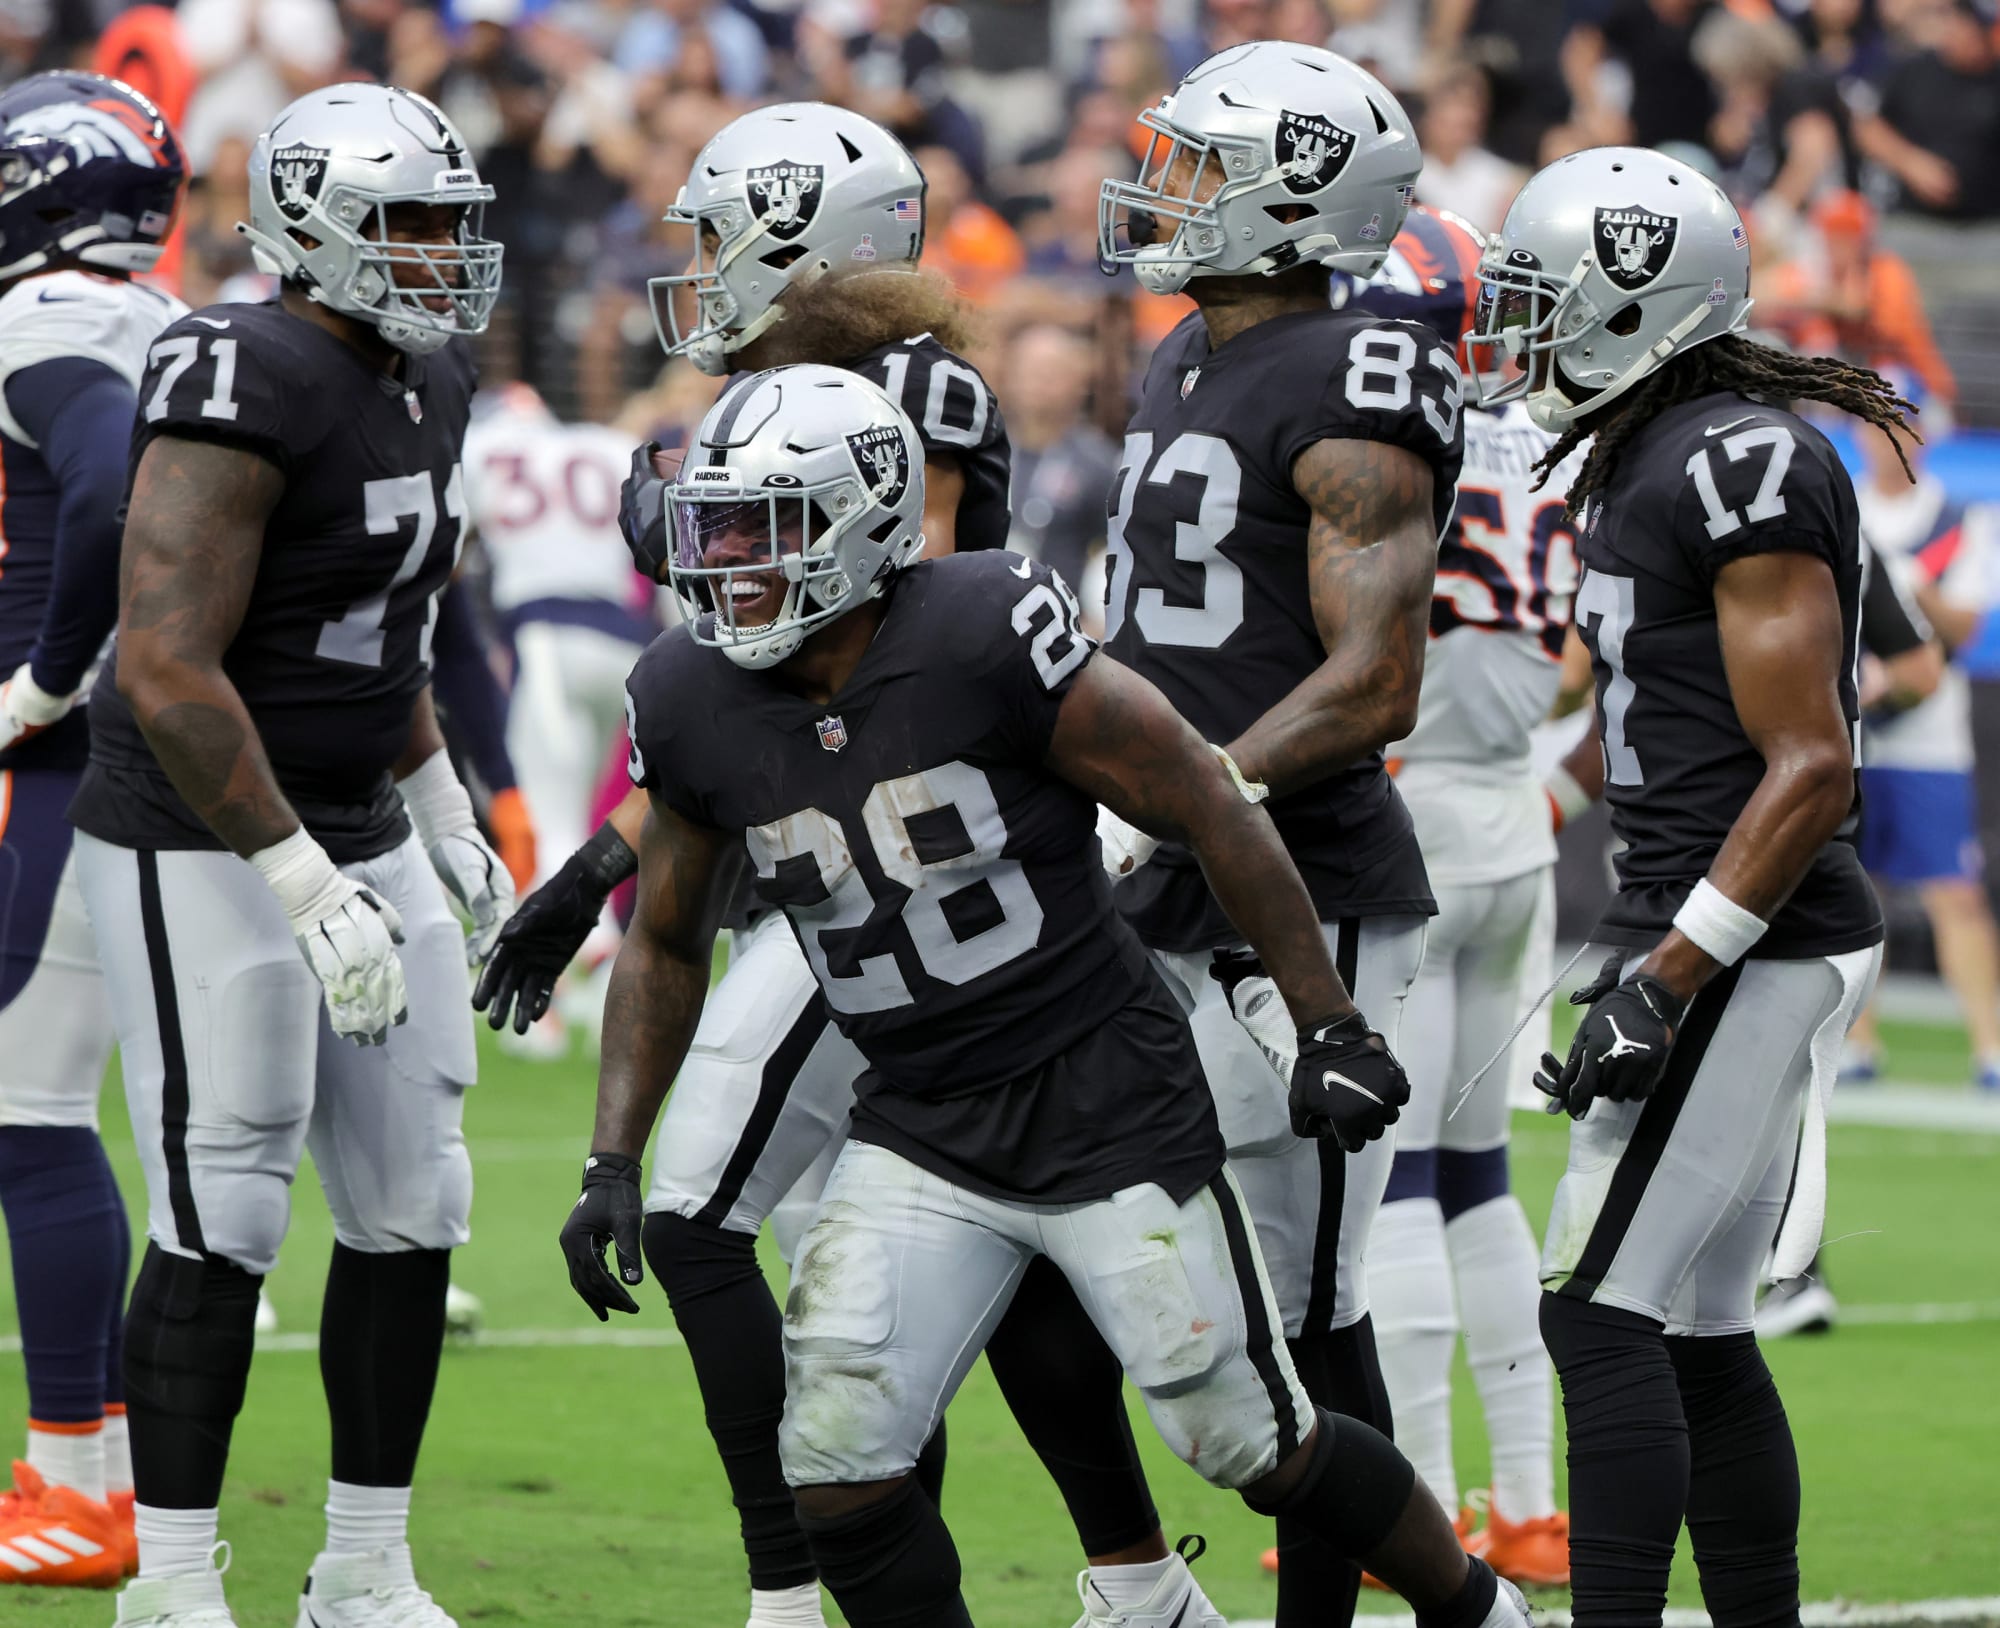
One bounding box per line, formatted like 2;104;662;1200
668;488;836;650
1097;108;1237;275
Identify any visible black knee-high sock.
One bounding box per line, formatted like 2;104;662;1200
1273;1317;1395;1628
1666;1333;1800;1628
319;1243;450;1486
644;1211;816;1590
797;1478;972;1628
1541;1293;1687;1627
123;1244;261;1507
913;1420;947;1510
984;1255;1160;1556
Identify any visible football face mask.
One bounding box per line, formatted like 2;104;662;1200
670;491;825;650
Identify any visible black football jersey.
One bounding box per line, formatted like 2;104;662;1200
1574;390;1881;957
845;332;1011;552
70;300;476;863
626;549;1222;1204
1105;308;1462;950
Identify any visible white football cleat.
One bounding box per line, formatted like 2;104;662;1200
1072;1543;1228;1627
254;1292;279;1336
114;1544;236;1628
745;1579;826;1627
1482;1575;1534;1628
443;1284;483;1339
296;1548;454;1628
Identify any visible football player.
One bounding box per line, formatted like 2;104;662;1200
67;85;510;1628
1078;44;1454;1627
562;363;1530;1628
1468;146;1911;1625
477;105;1205;1628
0;70;186;1586
1352;206;1578;1585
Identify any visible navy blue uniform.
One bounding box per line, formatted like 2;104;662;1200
71;300;477;863
625;550;1223;1204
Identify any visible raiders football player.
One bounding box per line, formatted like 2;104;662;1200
1468;146;1910;1624
1056;43;1452;1626
67;85;508;1628
561;363;1529;1628
1351;206;1578;1585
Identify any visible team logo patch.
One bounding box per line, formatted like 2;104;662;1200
747;161;823;242
845;424;910;510
816;715;848;752
1274;109;1355;196
271;142;330;223
1595;205;1678;291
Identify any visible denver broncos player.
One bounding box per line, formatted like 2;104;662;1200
1470;146;1910;1625
1354;206;1578;1585
562;364;1528;1628
67;85;508;1628
0;70;184;1588
1077;44;1456;1627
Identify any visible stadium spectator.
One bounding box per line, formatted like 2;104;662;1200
1328;0;1427;87
1002;323;1118;603
1562;0;1720;149
1413;60;1523;232
1764;189;1959;416
1858;0;2000;219
175;0;344;173
575;153;693;422
613;0;770;99
177;131;262;307
1427;0;1576;164
1791;0;1896;92
1694;7;1849;210
917;140;1025;304
811;0;984;177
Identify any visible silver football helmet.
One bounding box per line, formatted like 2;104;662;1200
1099;43;1420;296
651;103;926;377
1466;146;1753;432
669;365;925;669
240;84;501;357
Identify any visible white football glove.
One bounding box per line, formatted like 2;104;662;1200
1096;805;1159;879
0;662;77;752
398;751;517;964
250;829;408;1046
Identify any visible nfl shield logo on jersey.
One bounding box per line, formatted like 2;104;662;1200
747;162;823;242
271;143;329;223
1181;367;1200;400
1595;206;1679;291
816;714;848;752
1275;110;1356;196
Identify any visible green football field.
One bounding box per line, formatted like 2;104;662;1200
3;1014;1996;1628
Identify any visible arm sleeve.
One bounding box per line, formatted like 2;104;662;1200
428;581;518;793
1861;539;1932;660
3;357;141;696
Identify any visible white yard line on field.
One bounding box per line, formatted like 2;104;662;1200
1325;1603;2000;1628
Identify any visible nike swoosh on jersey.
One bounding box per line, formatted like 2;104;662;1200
1010;556;1033;578
191;316;232;330
35;290;80;303
1703;415;1758;437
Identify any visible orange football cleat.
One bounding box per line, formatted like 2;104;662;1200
1482;1505;1570;1588
107;1489;138;1577
0;1461;125;1587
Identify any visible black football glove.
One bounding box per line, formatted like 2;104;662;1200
559;1151;645;1321
1290;1011;1411;1151
470;824;635;1033
619;441;671;581
1533;952;1687;1120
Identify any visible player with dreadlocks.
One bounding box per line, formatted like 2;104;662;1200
1467;146;1907;1628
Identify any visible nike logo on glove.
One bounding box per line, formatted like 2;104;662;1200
1324;1068;1385;1105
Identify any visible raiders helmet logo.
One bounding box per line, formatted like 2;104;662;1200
1595;206;1678;291
1274;110;1356;197
271;142;330;223
845;424;910;510
747;162;823;243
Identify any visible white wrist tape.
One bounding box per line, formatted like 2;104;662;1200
1211;744;1269;805
249;827;350;934
1546;763;1593;827
396;749;476;845
6;662;71;725
1673;878;1768;966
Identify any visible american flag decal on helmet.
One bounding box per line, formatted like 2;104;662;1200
892;198;920;221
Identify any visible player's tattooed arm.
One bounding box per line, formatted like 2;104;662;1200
1226;437;1436;796
116;435;296;857
1048;653;1354;1026
1639;550;1857;1000
591;796;744;1160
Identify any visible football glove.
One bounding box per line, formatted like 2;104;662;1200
1210;949;1294;1080
249;829;408;1047
471;822;636;1033
1096;805;1159;879
397;752;516;964
1291;1011;1410;1150
0;662;76;753
1534;952;1686;1120
619;441;672;581
560;1151;645;1320
487;786;538;892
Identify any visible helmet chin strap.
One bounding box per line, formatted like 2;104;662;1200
1536;291;1728;430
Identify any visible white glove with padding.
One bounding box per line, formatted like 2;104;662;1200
398;750;517;964
251;828;408;1046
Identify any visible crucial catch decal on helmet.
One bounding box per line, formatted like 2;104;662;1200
747;161;822;242
1595;205;1678;292
272;142;329;223
1275;110;1356;196
846;422;910;509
